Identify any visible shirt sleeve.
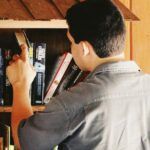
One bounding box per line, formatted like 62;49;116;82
18;98;70;150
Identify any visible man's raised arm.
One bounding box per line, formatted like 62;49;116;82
6;44;36;149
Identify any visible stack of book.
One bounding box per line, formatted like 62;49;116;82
44;54;89;103
0;30;89;106
0;47;13;106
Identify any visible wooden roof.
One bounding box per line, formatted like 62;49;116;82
0;0;139;21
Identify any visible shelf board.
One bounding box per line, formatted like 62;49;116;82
0;19;68;29
0;0;139;21
0;105;45;112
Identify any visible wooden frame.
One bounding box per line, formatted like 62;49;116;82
0;106;45;112
0;20;68;29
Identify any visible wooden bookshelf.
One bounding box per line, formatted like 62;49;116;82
0;20;68;29
0;0;139;21
0;106;45;113
0;1;140;147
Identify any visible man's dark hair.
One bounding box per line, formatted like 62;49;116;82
66;0;126;58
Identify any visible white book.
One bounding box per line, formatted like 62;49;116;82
14;31;33;64
15;30;31;47
15;31;27;46
44;52;72;103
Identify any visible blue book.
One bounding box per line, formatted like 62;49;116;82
32;43;46;105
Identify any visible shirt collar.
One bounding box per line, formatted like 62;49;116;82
86;61;141;79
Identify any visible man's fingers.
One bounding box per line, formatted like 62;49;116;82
9;58;20;65
20;44;29;62
12;54;20;61
9;60;14;65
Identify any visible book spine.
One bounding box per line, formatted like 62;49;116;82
62;63;80;88
28;43;34;103
32;43;46;105
4;49;13;106
54;61;81;95
0;48;4;106
28;43;34;65
72;70;84;85
44;53;72;103
15;31;33;104
5;125;10;150
0;123;10;149
73;71;90;85
45;53;66;94
0;137;3;150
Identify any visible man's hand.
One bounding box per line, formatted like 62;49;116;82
6;44;36;89
6;44;36;149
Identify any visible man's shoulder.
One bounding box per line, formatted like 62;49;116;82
51;78;106;112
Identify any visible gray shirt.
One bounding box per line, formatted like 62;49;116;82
18;61;150;150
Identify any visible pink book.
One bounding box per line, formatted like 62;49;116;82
44;52;72;103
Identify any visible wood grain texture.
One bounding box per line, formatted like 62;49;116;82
22;0;63;20
0;0;139;21
0;0;11;19
0;0;33;20
7;0;33;20
124;22;131;60
52;0;77;17
113;0;139;21
132;0;150;73
0;106;45;112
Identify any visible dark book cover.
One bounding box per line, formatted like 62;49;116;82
32;43;46;105
54;60;81;95
0;123;10;150
0;48;4;106
72;71;90;86
54;60;90;96
3;49;13;106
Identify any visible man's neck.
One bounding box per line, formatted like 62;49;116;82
89;53;125;71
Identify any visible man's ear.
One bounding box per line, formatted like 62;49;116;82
81;41;90;56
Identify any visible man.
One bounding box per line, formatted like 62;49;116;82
7;0;150;150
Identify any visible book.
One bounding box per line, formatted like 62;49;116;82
15;31;47;105
14;30;32;49
2;31;31;106
45;54;67;94
32;43;46;105
0;137;3;150
15;31;28;47
54;60;81;95
28;43;34;65
0;48;4;106
15;31;34;105
44;52;72;103
72;71;90;86
54;61;90;96
0;123;10;150
3;49;13;106
14;31;34;65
